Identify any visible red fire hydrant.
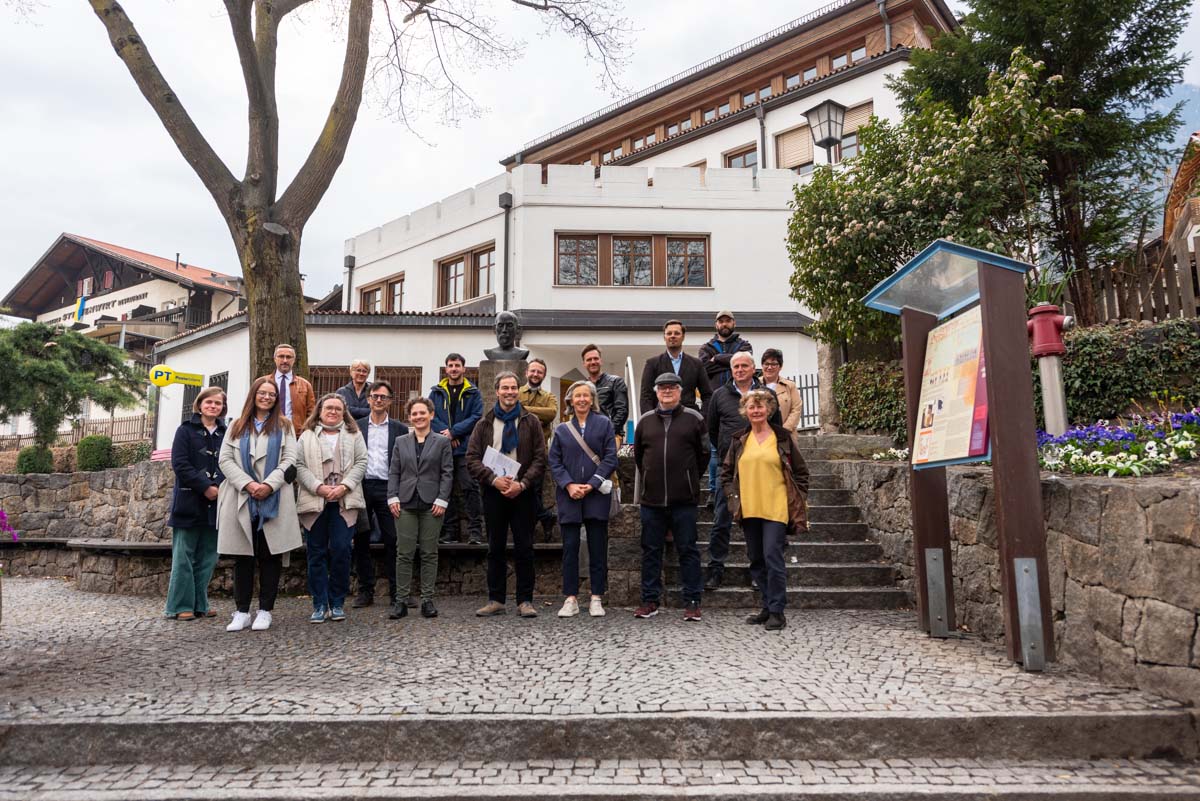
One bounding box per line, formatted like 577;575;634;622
1027;303;1073;435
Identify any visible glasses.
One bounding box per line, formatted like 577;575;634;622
369;394;391;401
255;391;277;399
763;362;781;368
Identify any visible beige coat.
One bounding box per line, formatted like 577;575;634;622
774;377;803;431
294;428;368;518
216;425;302;556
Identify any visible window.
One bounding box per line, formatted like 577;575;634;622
718;101;730;116
557;236;598;285
646;132;656;145
634;136;644;150
832;52;848;69
667;238;707;287
703;108;716;123
785;73;800;90
613;145;623;159
612;237;652;286
439;257;466;306
667;123;679;137
742;91;755;106
602;150;614;163
360;287;382;312
851;45;867;62
680;118;692;131
77;276;93;297
803;66;817;81
209;372;229;394
759;85;772;101
388;278;405;312
181;382;202;425
102;270;114;291
726;146;758;174
838;131;860;161
794;162;815;176
475;249;494;297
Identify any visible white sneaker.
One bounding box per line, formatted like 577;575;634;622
226;611;252;632
251;610;272;631
558;597;580;617
589;597;606;617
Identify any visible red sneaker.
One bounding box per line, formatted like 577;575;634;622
683;601;702;622
633;602;659;618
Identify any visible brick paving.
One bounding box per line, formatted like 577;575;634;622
0;578;1182;721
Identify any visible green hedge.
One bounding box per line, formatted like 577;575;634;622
114;441;152;467
16;446;54;474
76;435;114;472
833;359;907;444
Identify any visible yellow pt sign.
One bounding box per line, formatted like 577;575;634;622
149;366;204;388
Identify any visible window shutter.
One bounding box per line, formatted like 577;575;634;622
776;126;813;169
844;101;874;133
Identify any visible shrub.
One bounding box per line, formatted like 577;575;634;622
114;441;152;467
16;446;54;474
76;435;114;472
834;360;907;444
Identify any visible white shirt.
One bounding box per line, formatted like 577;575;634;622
366;417;390;480
273;370;292;419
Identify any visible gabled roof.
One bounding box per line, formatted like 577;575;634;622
1164;131;1200;240
69;235;241;293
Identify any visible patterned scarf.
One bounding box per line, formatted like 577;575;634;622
493;401;523;454
241;424;282;521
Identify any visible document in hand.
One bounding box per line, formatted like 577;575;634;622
482;446;522;478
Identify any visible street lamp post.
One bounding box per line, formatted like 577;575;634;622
804;100;847;163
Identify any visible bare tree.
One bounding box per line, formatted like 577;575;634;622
87;0;629;377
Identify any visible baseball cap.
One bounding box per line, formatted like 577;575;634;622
715;310;735;321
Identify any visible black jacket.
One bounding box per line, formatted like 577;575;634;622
354;415;410;480
634;405;709;507
593;372;629;432
337;382;372;421
168;414;226;529
698;333;753;388
707;379;782;459
639;351;713;415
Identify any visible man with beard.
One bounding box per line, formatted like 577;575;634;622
639;319;712;415
698;311;753;496
519;358;559;539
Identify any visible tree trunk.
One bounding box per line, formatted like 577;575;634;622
817;339;844;433
1052;154;1099;326
234;219;308;380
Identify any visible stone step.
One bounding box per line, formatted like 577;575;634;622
5;758;1199;799
696;540;884;562
666;562;897;588
669;585;910;609
806;488;854;505
697;522;871;543
807;473;840;489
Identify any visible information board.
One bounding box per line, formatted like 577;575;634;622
911;305;990;468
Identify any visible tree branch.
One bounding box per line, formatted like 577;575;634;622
508;0;630;90
274;0;372;227
223;0;274;199
87;0;240;218
271;0;310;20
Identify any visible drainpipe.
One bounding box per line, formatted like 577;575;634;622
342;253;356;311
877;0;892;50
756;105;768;175
498;192;514;311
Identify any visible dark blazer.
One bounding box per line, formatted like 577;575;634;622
354;415;410;476
634;405;708;507
639;351;713;414
168;414;226;529
548;413;618;524
387;432;454;509
465;408;547;490
707;379;782;459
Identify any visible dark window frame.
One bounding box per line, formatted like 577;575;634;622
437;245;495;308
556;234;600;286
554;232;712;288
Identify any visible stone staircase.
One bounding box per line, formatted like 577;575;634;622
669;439;909;609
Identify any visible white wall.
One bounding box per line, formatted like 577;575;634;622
35;278;185;328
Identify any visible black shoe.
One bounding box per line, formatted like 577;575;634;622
745;609;770;625
704;570;723;591
352;592;373;608
388;601;408;619
750;578;760;591
406;595;419;609
468;536;485;545
421;600;438;618
438;536;454;545
765;612;787;631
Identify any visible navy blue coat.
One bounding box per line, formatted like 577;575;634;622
168;414;226;529
548;413;618;523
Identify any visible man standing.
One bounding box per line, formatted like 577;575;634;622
639;319;712;414
260;343;315;433
466;371;547;618
352;380;409;608
706;352;780;590
698;312;752;494
633;373;708;621
518;358;559;538
337;359;373;420
430;353;484;544
581;344;628;440
761;349;803;431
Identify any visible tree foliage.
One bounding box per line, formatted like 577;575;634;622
787;50;1075;345
889;0;1191;325
0;322;145;449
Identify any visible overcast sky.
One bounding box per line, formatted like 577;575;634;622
2;0;1197;305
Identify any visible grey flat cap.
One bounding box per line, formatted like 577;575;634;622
654;372;683;387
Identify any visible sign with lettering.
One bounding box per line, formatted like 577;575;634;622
149;366;203;388
912;304;990;468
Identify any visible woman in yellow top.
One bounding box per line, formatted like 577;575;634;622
719;389;809;631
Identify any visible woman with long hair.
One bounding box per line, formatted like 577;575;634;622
295;393;368;624
217;376;301;632
165;386;227;620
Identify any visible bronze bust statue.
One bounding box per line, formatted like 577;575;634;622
483;310;530;361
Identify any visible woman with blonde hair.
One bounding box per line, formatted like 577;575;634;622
296;393;368;624
217;376;300;632
719;389;809;631
547;379;618;618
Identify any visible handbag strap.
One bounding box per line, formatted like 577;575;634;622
563;420;600;465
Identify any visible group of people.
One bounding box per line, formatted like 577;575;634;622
162;310;808;632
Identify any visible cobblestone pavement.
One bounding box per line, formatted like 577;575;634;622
0;578;1182;720
2;758;1200;798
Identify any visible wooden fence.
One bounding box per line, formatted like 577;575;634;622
0;414;152;452
1094;234;1199;323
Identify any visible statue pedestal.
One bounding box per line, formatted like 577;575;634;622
478;359;528;409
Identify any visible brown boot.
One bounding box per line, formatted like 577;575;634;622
518;602;539;618
475;600;506;617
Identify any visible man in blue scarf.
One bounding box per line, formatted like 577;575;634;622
465;371;548;618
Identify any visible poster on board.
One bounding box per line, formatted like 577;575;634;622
912;304;990;469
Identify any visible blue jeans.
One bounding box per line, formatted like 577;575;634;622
707;445;718;491
707;474;732;574
743;518;788;613
562;519;608;597
305;502;355;610
640;504;702;604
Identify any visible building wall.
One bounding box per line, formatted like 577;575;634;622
34;279;186;329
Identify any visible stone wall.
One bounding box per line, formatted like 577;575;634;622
830;459;1200;705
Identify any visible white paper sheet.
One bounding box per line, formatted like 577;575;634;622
482;446;522;478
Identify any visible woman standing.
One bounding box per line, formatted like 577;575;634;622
165;386;227;620
296;394;368;624
547;380;618;618
218;377;300;632
387;397;453;620
720;389;809;631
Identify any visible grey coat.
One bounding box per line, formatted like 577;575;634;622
387;432;454;509
216;425;302;556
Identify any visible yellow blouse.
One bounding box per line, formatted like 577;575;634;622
737;431;789;523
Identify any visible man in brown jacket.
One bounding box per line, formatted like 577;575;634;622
260;343;316;432
518;358;559;539
466;371;547;618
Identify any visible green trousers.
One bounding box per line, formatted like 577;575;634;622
164;525;219;616
396;509;442;601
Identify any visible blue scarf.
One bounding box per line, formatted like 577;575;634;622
241;424;283;521
493;401;522;453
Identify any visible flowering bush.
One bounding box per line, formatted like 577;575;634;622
871;447;911;462
1038;409;1200;477
0;508;15;542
